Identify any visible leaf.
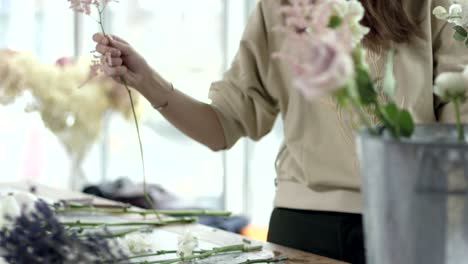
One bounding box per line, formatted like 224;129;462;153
454;26;468;41
382;49;396;100
398;110;414;137
380;103;399;126
378;103;414;138
454;31;467;41
332;87;350;107
454;25;468;37
355;66;377;105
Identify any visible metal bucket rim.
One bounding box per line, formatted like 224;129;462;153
358;124;468;149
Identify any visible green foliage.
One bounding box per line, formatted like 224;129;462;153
355;66;377;105
379;103;414;138
328;15;343;29
454;25;468;41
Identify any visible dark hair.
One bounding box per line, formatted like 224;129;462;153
281;0;423;50
360;0;423;50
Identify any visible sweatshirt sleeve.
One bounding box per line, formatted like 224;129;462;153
209;1;279;149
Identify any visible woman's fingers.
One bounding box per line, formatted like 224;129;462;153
109;34;129;45
93;33;131;57
92;33;108;45
102;65;133;81
110;57;123;67
104;66;137;86
95;44;121;57
109;39;132;56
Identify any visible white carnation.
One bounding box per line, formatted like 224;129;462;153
121;232;157;254
434;1;468;26
433;6;449;20
434;70;468;101
0;196;21;230
177;231;199;259
448;4;465;25
332;0;369;47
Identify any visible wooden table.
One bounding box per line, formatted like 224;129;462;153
0;182;347;264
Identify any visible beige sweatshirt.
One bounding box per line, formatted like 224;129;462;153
209;0;468;213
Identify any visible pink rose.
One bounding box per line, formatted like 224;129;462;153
276;32;354;99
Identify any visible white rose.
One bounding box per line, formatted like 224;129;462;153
434;71;468;100
450;2;468;26
346;0;370;46
0;196;21;230
332;0;369;47
450;4;463;17
433;6;449;20
122;233;157;254
177;231;199;258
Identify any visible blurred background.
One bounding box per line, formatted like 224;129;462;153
0;0;283;240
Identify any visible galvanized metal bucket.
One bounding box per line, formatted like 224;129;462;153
357;124;468;264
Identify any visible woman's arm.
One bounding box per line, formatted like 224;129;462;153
93;34;227;151
93;1;278;151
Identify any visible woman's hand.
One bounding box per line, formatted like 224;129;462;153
93;33;154;91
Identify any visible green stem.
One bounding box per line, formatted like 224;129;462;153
454;98;465;141
238;256;289;264
350;98;377;134
62;217;197;228
55;206;232;216
132;244;263;264
79;227;144;238
113;250;209;263
124;86;162;221
95;3;161;221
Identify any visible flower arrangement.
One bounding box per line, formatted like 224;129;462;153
277;1;468;263
276;0;415;139
0;50;138;185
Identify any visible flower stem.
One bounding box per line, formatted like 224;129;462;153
349;98;377;134
454;97;465;142
113;250;209;262
62;217;197;228
55;206;232;216
132;244;263;264
238;256;289;264
94;3;161;221
78;227;145;238
124;85;162;222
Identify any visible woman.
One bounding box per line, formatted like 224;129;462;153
93;0;467;263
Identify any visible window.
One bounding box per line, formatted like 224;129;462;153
0;0;282;228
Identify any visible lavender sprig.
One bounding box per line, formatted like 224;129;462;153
0;200;127;264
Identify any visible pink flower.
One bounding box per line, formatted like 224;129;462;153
89;51;112;77
275;0;364;99
55;57;75;67
275;32;354;99
67;0;114;14
279;0;334;35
